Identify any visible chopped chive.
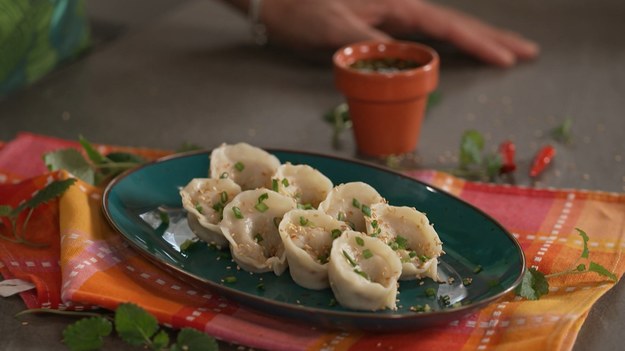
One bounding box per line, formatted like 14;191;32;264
371;220;378;228
220;191;228;203
272;179;279;192
408;251;417;258
355;236;365;246
337;212;346;221
462;277;473;286
180;239;197;252
255;202;269;212
254;233;263;243
281;178;289;187
418;254;429;263
438;294;451;306
452;302;462;308
195;204;203;214
159;211;170;225
361;205;371;217
258;193;269;203
329;298;337;307
232;206;243;219
354;269;369;280
297;203;313;210
347;222;356;230
395;235;408;250
234;162;245;172
220;172;229;179
352;198;361;209
363;249;373;259
425;287;436;297
257;282;265;290
223;276;237;284
473;265;483;274
299;216;309;226
342;250;357;267
331;229;342;239
273;216;282;228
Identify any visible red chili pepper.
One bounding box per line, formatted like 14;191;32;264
498;141;517;174
530;145;556;177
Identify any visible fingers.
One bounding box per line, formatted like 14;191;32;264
330;5;392;46
396;0;539;67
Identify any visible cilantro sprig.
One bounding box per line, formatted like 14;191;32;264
515;228;617;300
44;136;146;186
60;302;217;351
0;178;76;247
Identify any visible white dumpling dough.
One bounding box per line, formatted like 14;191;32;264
219;189;296;275
279;209;349;289
273;163;333;208
318;182;385;232
180;178;241;248
210;142;281;190
328;231;402;311
365;203;443;281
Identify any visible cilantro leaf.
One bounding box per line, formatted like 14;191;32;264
114;303;158;346
575;227;590;259
44;149;95;185
171;328;218;351
588;261;617;282
459;130;485;168
79;136;107;165
62;316;112;351
515;267;549;300
151;330;170;350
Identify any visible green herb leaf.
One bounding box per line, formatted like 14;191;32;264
551;118;573;144
21;179;77;212
254;202;269;213
272;179;279;192
515;268;549;300
355;236;365;246
171;328;218;351
459;130;485;168
299;216;309;226
361;205;371;217
363;249;373;259
105;152;145;164
224;276;237;284
151;330;170;350
114;303;159;346
44;149;95;185
232;206;243;219
352;198;361;209
331;229;342;239
180;239;199;252
62;316;112;351
79;136;108;165
281;178;289;187
588;261;617;282
234;162;245;172
576;227;590;259
342;250;357;267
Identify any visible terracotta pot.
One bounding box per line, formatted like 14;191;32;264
333;40;439;156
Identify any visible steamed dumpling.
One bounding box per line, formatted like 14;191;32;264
180;178;241;248
210;142;281;190
278;209;349;289
219;189;296;275
328;231;402;311
272;163;333;208
318;182;385;232
365;203;443;281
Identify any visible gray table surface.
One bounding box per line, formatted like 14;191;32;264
1;0;624;350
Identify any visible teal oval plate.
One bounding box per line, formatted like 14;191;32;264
103;150;525;331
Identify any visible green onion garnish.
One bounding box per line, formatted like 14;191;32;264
220;172;229;179
363;249;373;259
224;276;237;284
255;202;269;212
331;229;342;239
232;206;243;219
272;179;279;192
361;205;371;217
342;250;357;267
352;198;361;209
355;236;365;246
281;178;289;187
258;193;269;203
234;162;245;172
299;216;309;226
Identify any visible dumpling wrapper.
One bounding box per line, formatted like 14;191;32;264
180;178;241;248
279;209;349;289
328;230;402;311
318;182;385;232
273;163;333;208
220;189;296;275
210;142;280;190
365;203;443;281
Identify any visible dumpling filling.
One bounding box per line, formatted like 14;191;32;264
279;209;349;289
219;189;296;275
328;231;402;311
210;142;280;190
180;178;241;248
318;182;385;232
365;203;443;281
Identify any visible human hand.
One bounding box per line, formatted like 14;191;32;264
257;0;539;67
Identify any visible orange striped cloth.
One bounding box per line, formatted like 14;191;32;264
1;132;624;351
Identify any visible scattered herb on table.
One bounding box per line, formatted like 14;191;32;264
515;228;617;300
60;302;218;351
44;136;146;186
550;118;573;144
0;178;76;247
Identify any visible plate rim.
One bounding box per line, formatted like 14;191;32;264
102;148;526;327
